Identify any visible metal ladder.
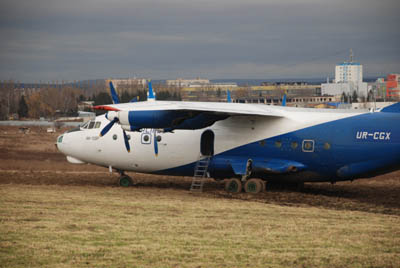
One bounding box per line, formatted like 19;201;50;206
190;155;211;192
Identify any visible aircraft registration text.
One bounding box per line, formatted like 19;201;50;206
355;131;391;141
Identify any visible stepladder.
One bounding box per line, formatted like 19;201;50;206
190;154;211;192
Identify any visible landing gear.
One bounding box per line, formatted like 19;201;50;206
119;175;133;187
117;171;135;187
224;178;266;194
225;178;242;193
244;178;265;194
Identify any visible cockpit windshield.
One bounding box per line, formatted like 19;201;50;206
80;120;101;130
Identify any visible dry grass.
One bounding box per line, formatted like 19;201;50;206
1;184;400;268
1;125;400;267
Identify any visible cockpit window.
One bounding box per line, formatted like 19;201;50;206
88;121;95;129
81;122;89;129
95;121;101;128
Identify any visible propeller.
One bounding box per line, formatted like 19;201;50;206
96;80;162;156
153;130;159;157
100;117;118;137
97;82;130;152
99;113;131;153
122;129;131;153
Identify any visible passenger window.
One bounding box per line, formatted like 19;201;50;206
275;141;282;148
95;122;101;128
291;141;298;149
323;142;331;150
302;140;315;152
88;121;95;129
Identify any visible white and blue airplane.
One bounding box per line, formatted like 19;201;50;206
56;81;400;193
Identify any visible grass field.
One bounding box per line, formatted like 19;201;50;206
1;184;399;268
0;126;400;267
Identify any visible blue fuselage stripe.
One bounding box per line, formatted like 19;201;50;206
155;112;400;182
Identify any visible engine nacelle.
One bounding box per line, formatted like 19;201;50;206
108;110;193;131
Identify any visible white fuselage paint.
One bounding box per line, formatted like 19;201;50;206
57;106;367;173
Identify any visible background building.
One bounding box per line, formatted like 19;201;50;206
335;62;363;84
166;78;210;87
107;78;147;89
321;51;368;99
386;74;400;99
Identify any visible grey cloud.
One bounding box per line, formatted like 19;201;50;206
0;0;399;81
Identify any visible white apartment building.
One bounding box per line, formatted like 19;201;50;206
335;62;363;84
322;61;368;99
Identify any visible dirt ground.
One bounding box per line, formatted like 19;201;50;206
1;125;400;216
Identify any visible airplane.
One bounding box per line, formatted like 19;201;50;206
56;81;400;193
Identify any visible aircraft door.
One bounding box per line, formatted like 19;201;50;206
200;130;215;156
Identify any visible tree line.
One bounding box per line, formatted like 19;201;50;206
0;81;181;120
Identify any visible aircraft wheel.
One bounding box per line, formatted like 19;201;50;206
225;178;242;193
119;175;134;187
244;178;263;194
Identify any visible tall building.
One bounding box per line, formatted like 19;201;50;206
321;50;368;99
335;62;363;84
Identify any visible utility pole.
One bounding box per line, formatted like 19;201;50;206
350;48;353;63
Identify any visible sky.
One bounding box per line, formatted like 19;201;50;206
0;0;399;82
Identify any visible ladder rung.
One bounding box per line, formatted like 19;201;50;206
190;156;211;192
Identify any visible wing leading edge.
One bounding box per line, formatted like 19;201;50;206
93;101;284;132
94;100;284;117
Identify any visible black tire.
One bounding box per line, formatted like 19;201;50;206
225;178;242;193
244;179;263;193
119;175;133;187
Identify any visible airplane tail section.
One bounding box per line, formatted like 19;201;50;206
380;102;400;113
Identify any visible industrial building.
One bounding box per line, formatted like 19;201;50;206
181;81;323;106
107;78;147;89
166;78;210;87
386;74;400;98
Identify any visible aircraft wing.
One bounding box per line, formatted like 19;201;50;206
94;100;284;118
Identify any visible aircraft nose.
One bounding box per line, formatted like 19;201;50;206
56;134;65;153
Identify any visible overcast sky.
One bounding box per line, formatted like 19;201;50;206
0;0;399;82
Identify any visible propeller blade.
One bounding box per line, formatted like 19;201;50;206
154;131;159;157
123;130;131;153
282;91;287;106
109;81;120;104
227;90;232;103
100;117;118;137
147;80;156;101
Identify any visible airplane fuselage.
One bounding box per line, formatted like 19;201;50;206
57;105;400;183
